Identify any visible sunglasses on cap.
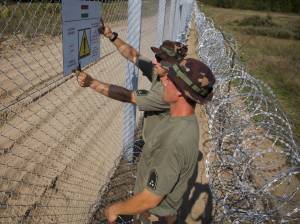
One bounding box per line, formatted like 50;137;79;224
155;54;162;63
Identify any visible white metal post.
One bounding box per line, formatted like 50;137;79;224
168;0;177;41
177;0;194;42
156;0;167;46
173;0;182;41
123;0;142;161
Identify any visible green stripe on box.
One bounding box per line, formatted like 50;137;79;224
81;13;89;18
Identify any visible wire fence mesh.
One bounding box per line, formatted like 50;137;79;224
0;0;161;223
194;2;300;223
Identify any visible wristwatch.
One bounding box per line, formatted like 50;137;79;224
109;32;118;42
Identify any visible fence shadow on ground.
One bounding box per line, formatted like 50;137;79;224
177;151;213;224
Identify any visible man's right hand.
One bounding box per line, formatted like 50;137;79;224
99;18;113;39
99;18;139;64
76;71;93;87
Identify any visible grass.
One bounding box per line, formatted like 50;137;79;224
0;2;62;39
198;4;300;145
0;1;128;39
236;15;276;26
232;15;300;40
0;0;156;40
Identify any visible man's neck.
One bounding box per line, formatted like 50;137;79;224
169;98;195;117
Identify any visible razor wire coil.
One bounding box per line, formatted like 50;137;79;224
194;2;300;223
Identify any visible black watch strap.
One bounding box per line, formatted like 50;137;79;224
109;32;118;42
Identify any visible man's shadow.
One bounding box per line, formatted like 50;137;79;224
177;151;213;224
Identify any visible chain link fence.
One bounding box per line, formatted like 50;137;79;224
0;0;132;223
0;0;193;223
194;2;300;223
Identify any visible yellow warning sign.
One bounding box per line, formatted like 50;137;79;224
79;30;90;58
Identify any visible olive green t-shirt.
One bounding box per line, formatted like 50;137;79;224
134;115;199;216
135;56;169;142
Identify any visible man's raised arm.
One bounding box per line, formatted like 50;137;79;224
100;19;140;64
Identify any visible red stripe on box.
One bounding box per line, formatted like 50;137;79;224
81;5;89;10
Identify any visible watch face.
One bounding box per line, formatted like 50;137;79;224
110;32;118;42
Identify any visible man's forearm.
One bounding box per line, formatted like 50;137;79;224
112;37;139;64
108;84;135;103
89;79;135;104
110;191;160;216
101;21;139;63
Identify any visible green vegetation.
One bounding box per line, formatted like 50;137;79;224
236;15;276;27
0;2;61;38
231;15;300;40
0;1;129;39
200;0;300;14
198;4;300;145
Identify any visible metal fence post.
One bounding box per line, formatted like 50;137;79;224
168;0;176;40
123;0;142;161
169;0;184;41
156;0;166;46
177;0;194;42
173;0;182;40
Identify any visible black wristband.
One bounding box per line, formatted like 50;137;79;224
109;32;118;42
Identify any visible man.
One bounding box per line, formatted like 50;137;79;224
104;57;215;223
77;20;188;142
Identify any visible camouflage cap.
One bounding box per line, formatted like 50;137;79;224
151;40;188;65
168;58;215;104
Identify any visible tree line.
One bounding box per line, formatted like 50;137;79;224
199;0;300;14
3;0;120;3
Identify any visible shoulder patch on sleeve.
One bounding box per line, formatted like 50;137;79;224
136;89;149;96
147;169;158;190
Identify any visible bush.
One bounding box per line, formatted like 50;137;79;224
237;15;276;27
233;15;300;40
292;24;300;39
239;26;295;39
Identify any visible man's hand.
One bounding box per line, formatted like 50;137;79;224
99;18;113;39
99;18;140;63
76;71;93;87
104;205;118;224
152;58;169;78
103;189;162;223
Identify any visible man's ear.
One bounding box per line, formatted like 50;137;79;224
177;90;182;96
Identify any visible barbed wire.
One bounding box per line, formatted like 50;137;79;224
194;3;300;223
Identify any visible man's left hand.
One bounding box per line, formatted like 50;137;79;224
99;18;113;39
104;206;118;224
76;71;93;87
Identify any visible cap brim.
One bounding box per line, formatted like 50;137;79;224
150;46;161;54
151;46;178;65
